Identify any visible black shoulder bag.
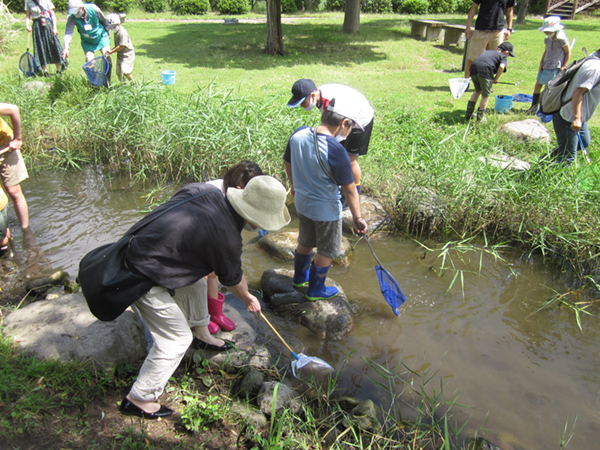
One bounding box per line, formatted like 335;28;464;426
78;188;220;322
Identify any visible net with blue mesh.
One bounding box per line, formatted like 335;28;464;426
19;52;39;78
82;56;109;86
375;265;406;316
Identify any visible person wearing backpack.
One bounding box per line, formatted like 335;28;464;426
527;16;571;115
551;50;600;165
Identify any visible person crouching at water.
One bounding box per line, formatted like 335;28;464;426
62;0;112;84
119;176;290;419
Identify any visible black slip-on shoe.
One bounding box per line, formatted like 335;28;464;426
192;337;233;352
119;398;173;420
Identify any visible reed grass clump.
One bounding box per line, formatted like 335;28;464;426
1;74;599;291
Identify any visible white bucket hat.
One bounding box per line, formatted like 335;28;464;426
67;0;84;15
539;16;564;32
227;176;291;231
105;13;121;30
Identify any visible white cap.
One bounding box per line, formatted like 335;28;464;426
325;97;365;130
67;0;84;15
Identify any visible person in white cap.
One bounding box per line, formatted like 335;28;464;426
62;0;112;83
114;175;290;419
527;16;571;114
284;96;368;301
287;79;374;200
105;13;135;84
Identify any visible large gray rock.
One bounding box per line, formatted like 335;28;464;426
257;381;302;416
230;401;267;428
187;293;272;371
342;195;394;235
2;293;146;370
478;153;531;171
260;268;354;341
396;186;445;234
498;119;551;144
22;80;52;91
257;230;352;267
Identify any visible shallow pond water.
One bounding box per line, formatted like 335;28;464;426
8;168;600;449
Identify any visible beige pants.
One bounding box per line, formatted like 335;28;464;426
129;278;209;402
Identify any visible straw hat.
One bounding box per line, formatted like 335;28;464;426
227;176;290;231
539;16;564;32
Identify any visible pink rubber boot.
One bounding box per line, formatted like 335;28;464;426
208;321;219;334
207;293;236;331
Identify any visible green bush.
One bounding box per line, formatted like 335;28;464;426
53;0;68;12
282;0;298;13
455;0;471;13
428;0;453;13
361;0;392;13
391;0;402;12
106;0;136;12
141;0;166;12
401;0;428;14
216;0;250;14
171;0;210;14
325;0;344;11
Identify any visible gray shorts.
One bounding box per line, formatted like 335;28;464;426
471;75;494;97
298;213;342;259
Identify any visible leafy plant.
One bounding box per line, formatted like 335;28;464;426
361;0;392;13
429;0;454;13
171;0;210;14
401;0;429;13
281;0;298;13
455;0;472;13
180;395;226;432
325;0;344;11
106;0;137;12
0;7;19;54
141;0;167;13
216;0;250;14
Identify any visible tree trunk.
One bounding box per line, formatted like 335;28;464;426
342;0;360;34
265;0;285;56
306;0;313;11
516;0;530;25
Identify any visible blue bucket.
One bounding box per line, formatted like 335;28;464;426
495;95;513;113
161;70;175;85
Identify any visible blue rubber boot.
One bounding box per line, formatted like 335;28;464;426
306;264;338;301
292;251;312;287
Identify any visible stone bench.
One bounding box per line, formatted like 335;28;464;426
442;24;473;47
409;19;447;41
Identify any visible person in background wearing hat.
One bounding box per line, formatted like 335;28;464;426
118;175;290;419
62;0;112;83
527;16;571;115
0;103;30;230
551;48;600;165
284;97;368;301
465;42;515;122
464;0;514;80
105;13;135;85
287;79;374;202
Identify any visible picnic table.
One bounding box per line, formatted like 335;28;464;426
409;19;448;41
442;24;473;47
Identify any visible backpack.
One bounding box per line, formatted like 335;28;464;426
540;55;600;115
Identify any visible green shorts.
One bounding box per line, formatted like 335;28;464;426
471;75;494;98
298;213;342;259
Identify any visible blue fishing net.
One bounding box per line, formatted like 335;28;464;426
82;56;109;86
19;52;39;78
375;265;406;316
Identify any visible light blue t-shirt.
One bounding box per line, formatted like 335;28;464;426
283;126;354;222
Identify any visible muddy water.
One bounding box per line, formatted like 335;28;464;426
10;169;600;449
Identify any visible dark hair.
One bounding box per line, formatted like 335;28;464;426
321;110;354;128
223;160;264;191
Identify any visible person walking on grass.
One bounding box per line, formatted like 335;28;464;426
284;97;368;301
63;0;112;84
465;42;515;122
116;176;290;419
287;79;374;200
465;0;514;79
105;13;135;85
24;0;68;76
551;49;600;165
0;103;30;230
527;17;571;115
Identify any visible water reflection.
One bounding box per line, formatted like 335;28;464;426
7;169;600;450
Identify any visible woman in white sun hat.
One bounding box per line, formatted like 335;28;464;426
114;175;290;419
527;16;571;114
